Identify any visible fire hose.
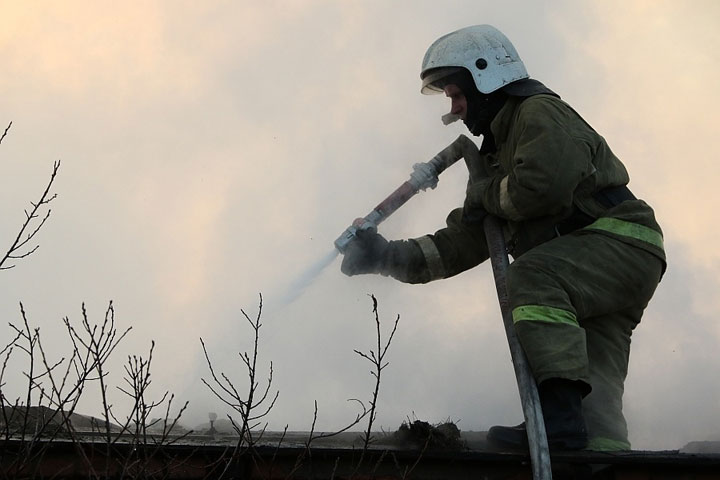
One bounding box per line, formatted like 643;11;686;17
335;134;552;480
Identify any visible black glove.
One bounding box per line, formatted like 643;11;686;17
462;203;487;225
462;179;489;225
340;229;390;276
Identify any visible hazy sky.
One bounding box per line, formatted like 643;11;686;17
1;1;719;450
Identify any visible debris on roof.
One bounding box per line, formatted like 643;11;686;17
392;419;465;450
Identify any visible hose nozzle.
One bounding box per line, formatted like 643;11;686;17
334;220;377;253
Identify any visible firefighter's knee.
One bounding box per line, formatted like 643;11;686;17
507;255;573;313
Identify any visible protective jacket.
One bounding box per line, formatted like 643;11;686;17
381;94;665;283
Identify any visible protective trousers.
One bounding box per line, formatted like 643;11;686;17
506;230;663;450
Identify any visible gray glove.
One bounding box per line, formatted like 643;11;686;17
340;229;390;276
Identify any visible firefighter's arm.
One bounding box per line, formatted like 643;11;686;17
385;208;489;283
341;208;488;284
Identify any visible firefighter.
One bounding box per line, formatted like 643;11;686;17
340;25;665;451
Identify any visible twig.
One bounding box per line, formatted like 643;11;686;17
1;160;61;271
0;121;10;145
400;430;433;479
354;294;400;453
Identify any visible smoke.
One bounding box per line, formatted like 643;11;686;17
1;0;719;452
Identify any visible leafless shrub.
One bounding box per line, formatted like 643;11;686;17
282;398;369;480
1;259;409;478
0;302;99;477
199;293;404;479
108;341;192;478
0;122;189;477
0;302;191;479
67;302;132;441
284;294;400;480
200;293;279;477
116;341;190;445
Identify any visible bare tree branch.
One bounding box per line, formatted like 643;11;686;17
1;159;61;271
351;294;401;473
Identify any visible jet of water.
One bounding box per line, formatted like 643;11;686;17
275;249;340;308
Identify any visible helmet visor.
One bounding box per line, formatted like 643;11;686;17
420;67;464;95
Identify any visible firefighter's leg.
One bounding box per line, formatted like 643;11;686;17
496;232;662;450
580;307;643;451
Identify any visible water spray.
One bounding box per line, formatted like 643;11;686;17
275;249;340;307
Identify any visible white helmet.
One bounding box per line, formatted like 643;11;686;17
421;25;528;95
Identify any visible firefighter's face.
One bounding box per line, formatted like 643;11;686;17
444;84;467;120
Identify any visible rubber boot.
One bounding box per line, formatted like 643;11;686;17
487;379;588;450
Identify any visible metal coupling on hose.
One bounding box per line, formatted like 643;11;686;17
334;219;377;254
408;161;440;191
